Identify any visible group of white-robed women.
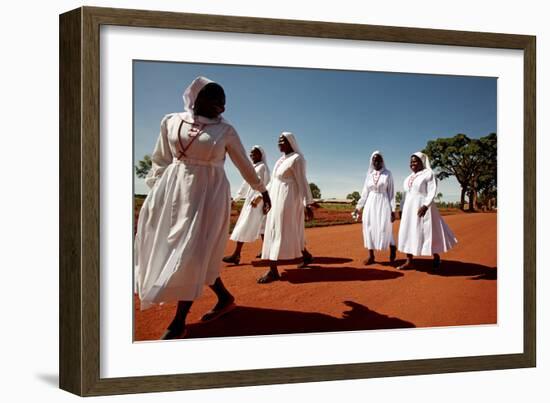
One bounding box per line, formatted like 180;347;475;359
134;75;457;340
353;150;457;270
223;132;315;285
134;76;314;339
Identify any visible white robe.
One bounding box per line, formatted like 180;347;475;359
261;152;313;260
230;162;270;243
356;169;396;250
134;113;266;308
398;169;457;256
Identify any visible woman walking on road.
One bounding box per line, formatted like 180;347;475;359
134;76;271;339
353;151;397;265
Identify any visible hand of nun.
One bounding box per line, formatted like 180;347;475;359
417;205;428;217
261;191;272;215
250;195;262;208
305;206;314;221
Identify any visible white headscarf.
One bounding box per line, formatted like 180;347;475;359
412;151;432;171
252;145;270;178
281;131;303;156
180;76;227;123
367;150;386;176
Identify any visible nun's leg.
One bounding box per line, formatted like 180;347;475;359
389;245;397;263
398;254;414;270
433;253;441;269
363;250;375;265
223;242;243;265
297;248;313;268
161;300;193;340
200;278;236;322
258;261;280;283
256;234;264;258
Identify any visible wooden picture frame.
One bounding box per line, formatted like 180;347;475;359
59;6;536;396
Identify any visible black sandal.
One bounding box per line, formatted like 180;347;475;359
363;256;375;266
200;301;236;322
160;325;188;340
222;254;240;265
257;270;280;284
298;252;313;268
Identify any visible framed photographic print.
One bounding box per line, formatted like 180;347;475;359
59;6;536;396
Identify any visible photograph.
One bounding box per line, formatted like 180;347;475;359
132;60;498;342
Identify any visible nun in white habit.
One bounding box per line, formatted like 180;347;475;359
397;152;457;269
134;76;271;339
354;151;397;265
223;146;271;264
259;132;315;283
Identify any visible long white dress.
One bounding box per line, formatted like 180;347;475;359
230;161;270;243
261;152;313;260
134;113;266;309
398;169;457;256
356;169;396;250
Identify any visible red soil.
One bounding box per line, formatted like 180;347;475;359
134;212;497;341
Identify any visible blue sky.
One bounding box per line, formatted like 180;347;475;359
133;61;496;202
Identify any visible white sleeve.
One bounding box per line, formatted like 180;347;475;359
400;179;407;212
144;114;174;189
234;181;249;200
424;171;437;207
251;164;269;198
292;156;314;206
387;171;396;212
356;174;370;210
225;127;266;193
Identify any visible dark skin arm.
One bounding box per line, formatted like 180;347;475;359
305;205;314;221
417;205;428;217
304;202;320;221
250;195;262;208
262;191;271;214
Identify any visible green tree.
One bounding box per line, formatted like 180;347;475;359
309;183;321;199
423;133;496;211
135;154;152;179
476;133;497;210
346;191;361;205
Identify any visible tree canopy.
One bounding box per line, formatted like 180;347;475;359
309;183;321;199
346;191;361;205
423;133;497;210
135;155;152;179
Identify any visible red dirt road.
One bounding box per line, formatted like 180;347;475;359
134;213;496;341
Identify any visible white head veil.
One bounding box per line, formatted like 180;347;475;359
180;76;228;123
252;145;270;178
412;151;432;171
367;150;386;176
281;131;303;156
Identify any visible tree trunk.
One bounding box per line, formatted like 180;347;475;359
460;187;466;211
468;189;476;212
